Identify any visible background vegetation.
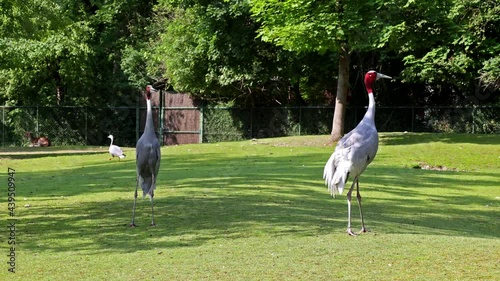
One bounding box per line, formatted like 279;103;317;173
1;0;499;145
1;0;498;108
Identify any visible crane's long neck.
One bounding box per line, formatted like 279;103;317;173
362;91;376;124
144;98;156;135
109;137;113;146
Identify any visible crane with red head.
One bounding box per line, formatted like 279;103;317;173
323;70;391;236
130;85;161;227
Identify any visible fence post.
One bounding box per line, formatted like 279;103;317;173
199;106;204;143
36;106;39;134
250;107;254;138
2;106;4;147
159;89;164;145
411;106;415;132
471;106;475;134
136;97;140;143
298;107;302;136
85;107;88;145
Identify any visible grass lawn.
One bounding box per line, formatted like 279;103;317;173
0;133;499;280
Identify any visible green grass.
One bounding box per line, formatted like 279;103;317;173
1;133;499;280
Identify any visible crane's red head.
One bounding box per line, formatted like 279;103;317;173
364;70;391;94
145;85;157;100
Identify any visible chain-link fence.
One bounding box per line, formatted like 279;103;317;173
1;105;499;147
1;106;138;147
202;106;500;142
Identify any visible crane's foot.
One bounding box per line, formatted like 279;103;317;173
347;228;358;236
129;223;137;227
359;227;368;234
150;223;156;227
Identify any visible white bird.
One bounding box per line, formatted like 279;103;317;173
323;70;391;236
107;134;126;160
130;85;161;227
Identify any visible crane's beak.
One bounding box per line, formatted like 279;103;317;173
376;73;392;80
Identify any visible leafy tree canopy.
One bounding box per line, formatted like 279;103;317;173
147;0;336;106
0;0;154;106
379;0;499;103
0;0;497;110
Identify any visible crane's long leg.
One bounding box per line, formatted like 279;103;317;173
346;176;358;236
129;173;139;227
150;173;156;227
356;179;367;234
150;190;156;227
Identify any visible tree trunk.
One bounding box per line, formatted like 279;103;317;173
289;82;306;106
50;61;65;105
330;47;350;142
54;70;64;105
56;86;64;105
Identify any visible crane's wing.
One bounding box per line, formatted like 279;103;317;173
323;125;378;197
336;129;362;150
154;144;161;176
345;125;379;169
323;131;356;197
136;138;161;198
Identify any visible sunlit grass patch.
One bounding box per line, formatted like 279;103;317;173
0;133;498;280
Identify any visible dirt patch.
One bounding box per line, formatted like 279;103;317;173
0;148;108;157
413;162;461;172
251;136;333;147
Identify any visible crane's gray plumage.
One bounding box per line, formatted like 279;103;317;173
130;85;161;227
323;70;391;236
107;134;126;160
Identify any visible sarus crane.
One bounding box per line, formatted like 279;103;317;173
130;85;161;227
323;70;391;236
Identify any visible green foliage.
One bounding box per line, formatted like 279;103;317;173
251;0;392;54
120;46;151;89
203;107;250;142
202;107;334;142
149;1;341;106
201;105;500;143
0;0;92;105
0;106;138;146
150;1;301;105
480;56;500;89
251;0;342;53
0;0;498;112
381;0;500;96
0;0;154;106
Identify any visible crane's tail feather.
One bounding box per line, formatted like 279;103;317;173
323;154;349;197
119;154;126;158
332;167;348;196
138;175;156;200
323;154;335;185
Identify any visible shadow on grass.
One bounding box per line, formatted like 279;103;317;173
14;149;500;255
16;151;337;253
361;167;499;237
0;152;109;160
0;146;108;159
380;132;500;146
